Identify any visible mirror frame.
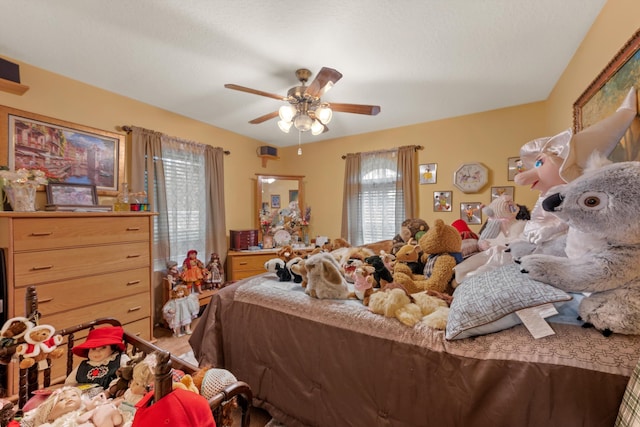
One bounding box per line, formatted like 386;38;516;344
255;174;305;235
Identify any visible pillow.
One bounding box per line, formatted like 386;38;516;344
446;263;572;340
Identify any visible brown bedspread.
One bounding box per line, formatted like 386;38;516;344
191;273;640;427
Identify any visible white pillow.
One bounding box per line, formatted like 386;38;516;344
446;263;572;340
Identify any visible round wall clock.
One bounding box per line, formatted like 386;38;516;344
453;162;489;193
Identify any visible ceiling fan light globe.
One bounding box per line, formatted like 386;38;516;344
315;105;333;124
311;120;324;135
294;114;313;132
278;120;293;133
278;105;296;122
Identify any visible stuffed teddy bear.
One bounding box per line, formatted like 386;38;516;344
393;219;462;295
304;252;350;299
478;195;527;251
391;218;429;255
368;288;450;328
518;160;640;336
15;324;64;369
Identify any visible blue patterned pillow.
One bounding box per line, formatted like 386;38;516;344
446;263;572;340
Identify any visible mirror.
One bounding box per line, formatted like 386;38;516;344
255;174;305;243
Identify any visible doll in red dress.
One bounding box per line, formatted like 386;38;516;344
180;249;206;293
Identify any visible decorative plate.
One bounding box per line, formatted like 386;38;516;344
273;229;291;246
453;162;489;193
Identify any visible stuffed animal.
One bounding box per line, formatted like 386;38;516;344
478;195;526;251
393;243;424;275
363;255;394;288
393;219;462;294
451;219;480;259
289;259;308;288
368;288;449;328
287;257;304;283
15;324;64;369
264;257;285;273
391;218;429;254
353;265;376;305
0;317;33;351
518;161;640;336
304;252;350;299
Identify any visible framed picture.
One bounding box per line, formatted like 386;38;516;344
507;157;523;181
289;189;298;203
460;202;482;225
491;186;514;200
1;105;125;196
573;28;640;162
271;194;281;209
433;191;452;212
46;183;98;206
419;163;437;184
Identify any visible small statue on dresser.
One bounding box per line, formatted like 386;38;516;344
205;253;224;289
162;284;199;337
180;249;206;293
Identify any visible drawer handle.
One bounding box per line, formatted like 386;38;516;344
126;254;141;258
31;265;53;271
126;280;141;286
39;297;53;303
239;261;248;266
128;306;142;312
30;232;53;237
126;227;141;231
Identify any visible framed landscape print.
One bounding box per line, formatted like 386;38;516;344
433;191;452;212
419;163;437;184
1;105;125;196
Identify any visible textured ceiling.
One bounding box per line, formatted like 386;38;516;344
0;1;606;147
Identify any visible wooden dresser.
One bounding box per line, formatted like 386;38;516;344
227;247;314;281
0;212;155;339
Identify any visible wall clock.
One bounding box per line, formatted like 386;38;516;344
453;162;489;193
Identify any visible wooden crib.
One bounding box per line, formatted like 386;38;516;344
0;286;252;426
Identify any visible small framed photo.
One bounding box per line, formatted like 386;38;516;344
419;163;437;184
46;183;98;206
460;202;482;225
491;186;515;200
507;157;523;181
271;194;281;209
433;191;452;212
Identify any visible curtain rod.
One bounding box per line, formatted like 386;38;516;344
119;125;231;155
341;144;423;159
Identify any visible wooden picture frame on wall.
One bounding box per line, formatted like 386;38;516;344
0;105;125;196
573;28;640;162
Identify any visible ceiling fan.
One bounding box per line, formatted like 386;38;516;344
224;67;381;136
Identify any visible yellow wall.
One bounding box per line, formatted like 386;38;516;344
0;0;638;241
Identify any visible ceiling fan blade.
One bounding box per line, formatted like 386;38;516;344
304;67;343;99
249;111;279;124
224;84;286;101
329;103;381;116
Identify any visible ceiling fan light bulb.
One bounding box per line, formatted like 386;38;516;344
311;120;324;135
294;114;313;132
279;105;296;122
278;120;293;133
315;105;333;124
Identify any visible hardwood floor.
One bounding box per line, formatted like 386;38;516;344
153;317;273;427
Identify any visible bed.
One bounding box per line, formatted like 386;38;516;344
190;271;640;427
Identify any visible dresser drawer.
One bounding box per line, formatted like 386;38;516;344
39;293;151;331
13;268;149;317
13;242;150;286
12;216;150;251
229;253;274;271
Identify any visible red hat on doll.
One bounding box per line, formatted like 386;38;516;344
72;326;125;358
132;389;216;427
451;219;479;240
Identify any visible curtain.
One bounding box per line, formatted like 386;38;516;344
130;125;226;274
341;145;418;245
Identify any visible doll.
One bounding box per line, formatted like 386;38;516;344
162;284;199;337
23;386;126;427
65;326;130;395
180;249;206;293
164;261;183;288
205;253;224;289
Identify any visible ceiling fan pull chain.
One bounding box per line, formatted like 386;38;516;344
298;131;303;156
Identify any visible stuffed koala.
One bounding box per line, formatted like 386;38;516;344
518;161;640;335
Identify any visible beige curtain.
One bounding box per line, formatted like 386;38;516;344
341;153;362;244
398;145;418;218
205;145;227;260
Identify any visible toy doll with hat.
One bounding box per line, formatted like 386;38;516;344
180;249;207;294
64;326;130;394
